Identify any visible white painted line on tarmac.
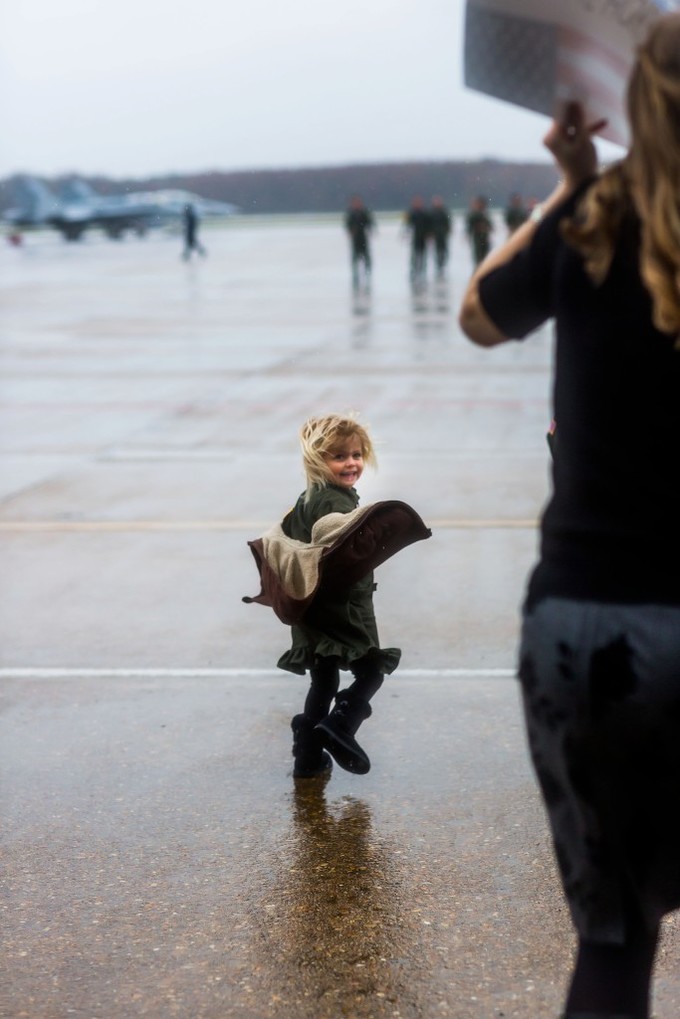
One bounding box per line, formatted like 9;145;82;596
104;449;238;461
0;667;515;680
0;521;271;532
0;519;538;532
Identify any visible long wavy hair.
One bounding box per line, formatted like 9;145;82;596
299;414;376;501
561;12;680;340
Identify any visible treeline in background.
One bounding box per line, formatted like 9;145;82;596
0;159;560;216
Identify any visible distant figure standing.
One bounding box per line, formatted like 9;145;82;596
465;195;493;267
405;196;431;283
504;192;529;235
182;203;206;260
429;196;452;277
345;195;374;288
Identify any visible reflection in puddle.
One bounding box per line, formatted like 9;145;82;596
411;278;450;314
257;781;411;1016
351;286;373;348
410;279;451;346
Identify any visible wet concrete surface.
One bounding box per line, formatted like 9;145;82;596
1;219;679;1017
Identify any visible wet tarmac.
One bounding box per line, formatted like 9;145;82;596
2;218;679;1018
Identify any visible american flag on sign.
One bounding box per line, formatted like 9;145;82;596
464;0;679;147
555;25;632;144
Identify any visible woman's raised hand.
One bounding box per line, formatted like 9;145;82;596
543;101;607;190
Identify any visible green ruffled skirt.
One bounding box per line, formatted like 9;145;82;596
277;575;401;676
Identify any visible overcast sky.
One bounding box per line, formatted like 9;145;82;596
0;0;624;180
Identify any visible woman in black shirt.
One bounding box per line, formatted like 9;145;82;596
459;14;680;1019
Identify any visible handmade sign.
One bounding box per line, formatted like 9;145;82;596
464;0;677;146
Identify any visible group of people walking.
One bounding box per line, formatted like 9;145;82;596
404;194;453;282
345;193;454;288
465;192;534;265
345;191;534;286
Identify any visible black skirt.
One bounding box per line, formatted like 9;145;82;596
519;598;680;943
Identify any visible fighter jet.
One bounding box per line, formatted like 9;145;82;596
3;176;237;241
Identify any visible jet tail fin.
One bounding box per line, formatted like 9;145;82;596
12;176;59;223
59;178;97;204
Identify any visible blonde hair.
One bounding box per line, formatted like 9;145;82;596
561;12;680;340
299;414;376;500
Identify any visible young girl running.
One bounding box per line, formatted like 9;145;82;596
243;413;429;778
279;415;401;779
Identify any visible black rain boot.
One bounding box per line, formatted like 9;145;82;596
315;696;372;775
291;714;333;779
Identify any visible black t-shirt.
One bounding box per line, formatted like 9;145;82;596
479;183;680;608
407;208;432;245
430;207;451;238
345;208;373;246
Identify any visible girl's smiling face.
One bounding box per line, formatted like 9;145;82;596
325;434;364;488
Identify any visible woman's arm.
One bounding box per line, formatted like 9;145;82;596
458;102;606;347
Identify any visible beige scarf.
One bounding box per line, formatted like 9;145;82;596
258;505;374;600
